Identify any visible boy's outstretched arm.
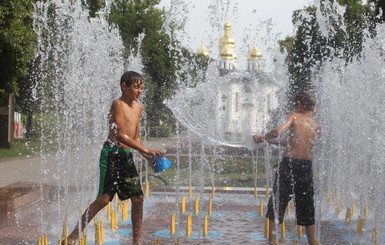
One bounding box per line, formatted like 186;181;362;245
265;137;289;146
113;100;163;157
253;113;295;143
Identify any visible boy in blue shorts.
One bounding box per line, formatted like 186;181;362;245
64;71;163;245
253;91;321;245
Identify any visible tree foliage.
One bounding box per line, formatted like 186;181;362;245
369;0;385;20
82;0;105;18
279;0;378;97
108;0;192;132
0;0;36;100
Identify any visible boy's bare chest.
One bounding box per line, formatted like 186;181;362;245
124;109;139;124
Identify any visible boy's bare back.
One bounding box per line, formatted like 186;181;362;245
253;91;320;160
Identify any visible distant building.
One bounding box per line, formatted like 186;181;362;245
194;21;279;144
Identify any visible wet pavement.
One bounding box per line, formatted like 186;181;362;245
0;180;368;245
0;137;374;244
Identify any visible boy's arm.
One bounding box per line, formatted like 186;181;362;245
113;100;162;157
134;106;161;161
266;137;289;146
253;113;295;143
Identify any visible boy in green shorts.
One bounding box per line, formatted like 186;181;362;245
64;71;163;245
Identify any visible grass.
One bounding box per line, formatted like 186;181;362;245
152;155;274;188
1;138;274;188
0;139;41;159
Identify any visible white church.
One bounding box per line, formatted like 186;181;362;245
168;21;280;147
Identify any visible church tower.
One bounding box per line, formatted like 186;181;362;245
197;45;209;57
247;44;262;72
218;21;236;76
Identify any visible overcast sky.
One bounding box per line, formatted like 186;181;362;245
158;0;312;69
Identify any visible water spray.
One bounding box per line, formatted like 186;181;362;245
189;185;193;199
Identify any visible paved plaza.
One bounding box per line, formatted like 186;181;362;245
0;138;367;244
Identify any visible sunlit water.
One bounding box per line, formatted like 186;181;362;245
32;0;125;238
13;0;385;244
314;19;385;244
166;70;285;150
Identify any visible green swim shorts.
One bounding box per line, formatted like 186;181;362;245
97;142;143;200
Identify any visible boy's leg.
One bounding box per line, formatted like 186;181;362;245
65;194;110;244
305;225;315;245
266;172;291;243
131;195;144;245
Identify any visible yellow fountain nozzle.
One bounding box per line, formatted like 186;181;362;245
264;218;270;238
181;195;186;214
259;199;264;217
189;185;193;199
345;207;352;225
286;202;291;215
281;220;286;240
203;214;208;237
208;197;213;216
195;196;199;215
186;213;193;237
145;182;150;198
170;212;176;235
297;225;303;238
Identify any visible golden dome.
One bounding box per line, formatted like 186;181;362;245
219;20;235;48
197;45;209;57
224;20;231;30
248;45;262;60
220;45;234;60
219;36;235;46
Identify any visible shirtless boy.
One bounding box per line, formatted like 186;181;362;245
64;71;163;245
253;91;321;245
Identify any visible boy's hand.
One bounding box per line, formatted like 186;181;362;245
141;149;163;161
253;134;264;143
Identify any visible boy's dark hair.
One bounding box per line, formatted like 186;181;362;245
120;71;144;86
294;91;316;111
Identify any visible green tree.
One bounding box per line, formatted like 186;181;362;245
82;0;105;18
108;0;190;135
0;0;36;100
178;49;213;88
369;0;385;20
280;1;377;97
